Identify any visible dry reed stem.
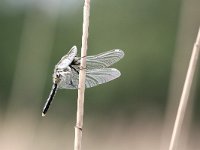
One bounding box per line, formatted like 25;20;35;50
169;27;200;150
74;0;90;150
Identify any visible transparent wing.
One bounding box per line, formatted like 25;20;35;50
56;46;77;69
61;70;79;89
85;68;121;88
73;49;124;70
58;68;121;89
86;49;124;69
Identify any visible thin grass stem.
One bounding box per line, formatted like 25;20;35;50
169;27;200;150
74;0;90;150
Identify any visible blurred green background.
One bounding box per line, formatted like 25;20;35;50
0;0;200;150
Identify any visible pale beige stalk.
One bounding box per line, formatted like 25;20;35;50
74;0;90;150
169;27;200;150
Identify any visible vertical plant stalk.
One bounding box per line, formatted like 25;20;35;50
74;0;90;150
169;27;200;150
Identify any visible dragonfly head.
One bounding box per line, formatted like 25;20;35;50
53;68;71;84
53;71;62;84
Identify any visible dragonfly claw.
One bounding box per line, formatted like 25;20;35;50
79;66;86;70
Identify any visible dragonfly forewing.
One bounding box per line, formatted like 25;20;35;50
56;46;77;69
73;49;124;70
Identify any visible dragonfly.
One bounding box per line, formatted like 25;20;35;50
42;46;124;116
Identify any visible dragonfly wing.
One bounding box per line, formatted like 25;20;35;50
85;68;121;88
56;46;77;69
57;71;79;89
86;49;124;69
74;49;124;69
58;68;121;89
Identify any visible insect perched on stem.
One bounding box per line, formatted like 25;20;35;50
42;46;124;116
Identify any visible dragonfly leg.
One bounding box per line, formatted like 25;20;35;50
72;57;80;65
79;66;86;70
72;56;86;64
70;79;79;89
81;55;86;59
70;65;79;74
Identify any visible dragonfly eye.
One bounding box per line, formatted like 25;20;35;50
56;73;61;78
53;73;61;84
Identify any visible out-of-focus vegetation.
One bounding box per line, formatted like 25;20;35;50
0;0;181;117
0;0;200;149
